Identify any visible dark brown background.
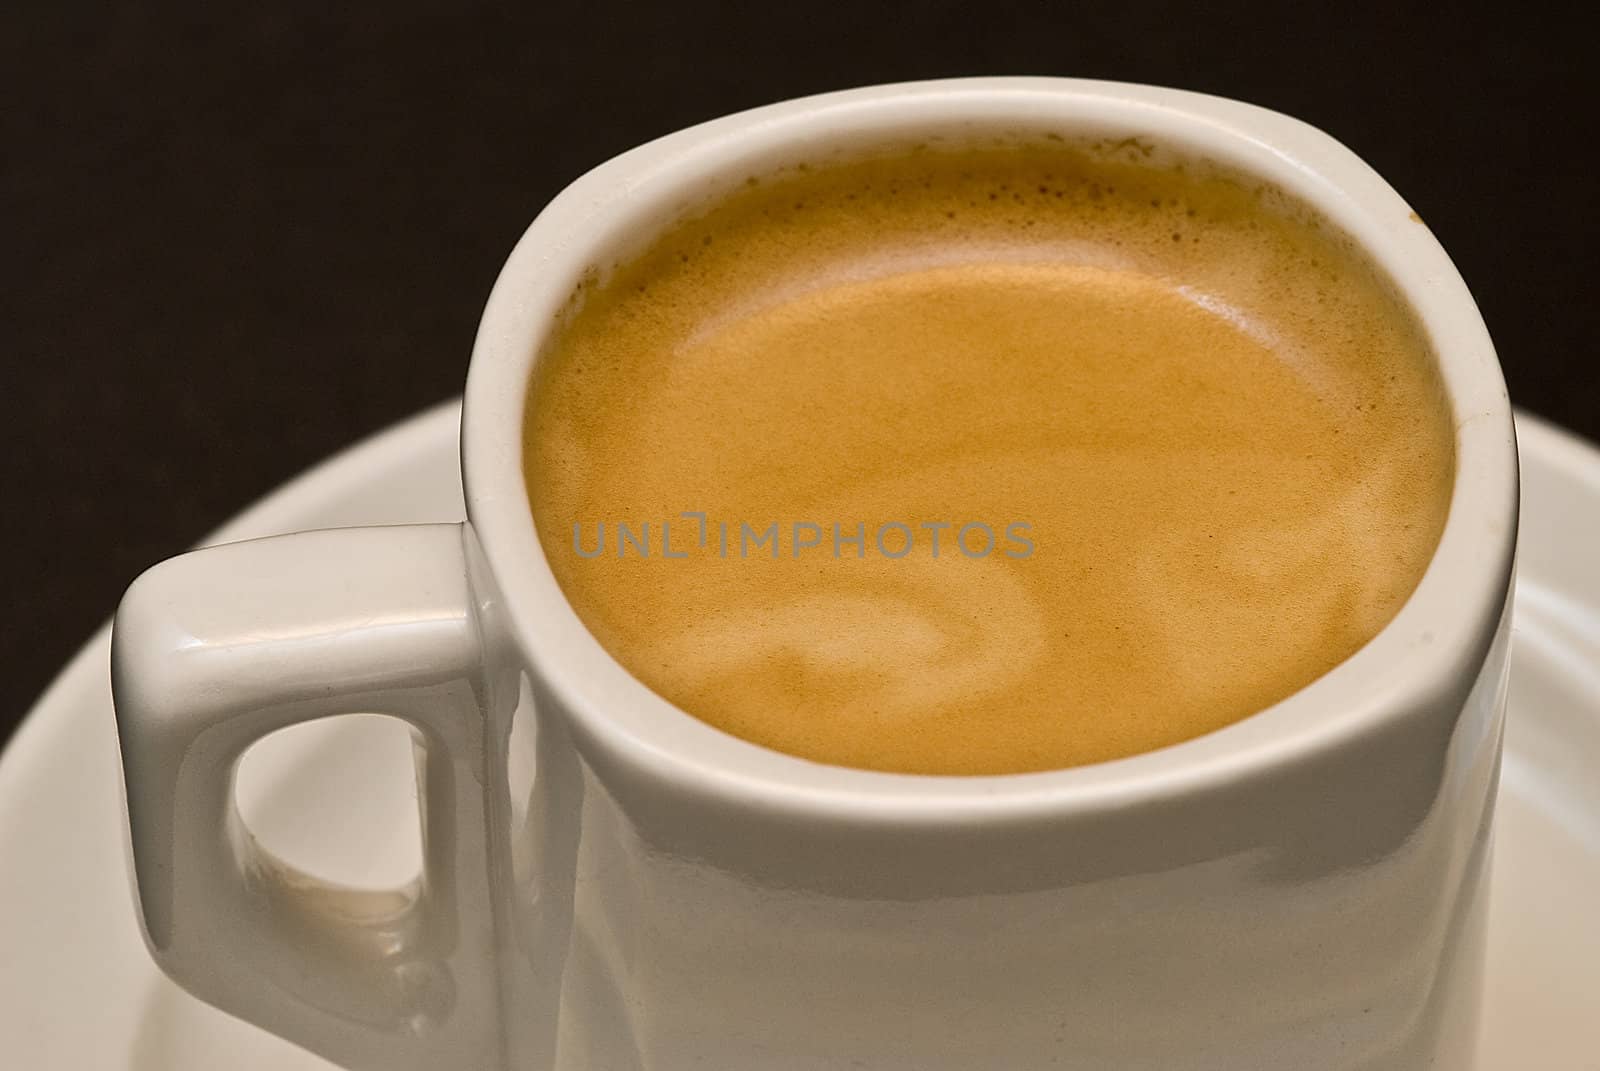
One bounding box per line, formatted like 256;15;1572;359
2;4;1596;747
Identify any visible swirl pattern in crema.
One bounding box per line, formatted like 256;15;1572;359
524;142;1454;775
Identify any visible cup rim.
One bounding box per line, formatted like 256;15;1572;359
461;76;1518;825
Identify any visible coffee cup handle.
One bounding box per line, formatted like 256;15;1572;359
112;523;503;1071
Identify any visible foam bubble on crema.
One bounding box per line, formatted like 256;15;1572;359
524;141;1456;776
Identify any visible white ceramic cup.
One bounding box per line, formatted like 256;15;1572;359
111;77;1518;1071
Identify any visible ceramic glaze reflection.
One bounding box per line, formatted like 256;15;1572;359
105;80;1517;1071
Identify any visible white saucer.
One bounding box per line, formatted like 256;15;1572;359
2;401;1596;1069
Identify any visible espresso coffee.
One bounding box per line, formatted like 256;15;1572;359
523;141;1454;775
